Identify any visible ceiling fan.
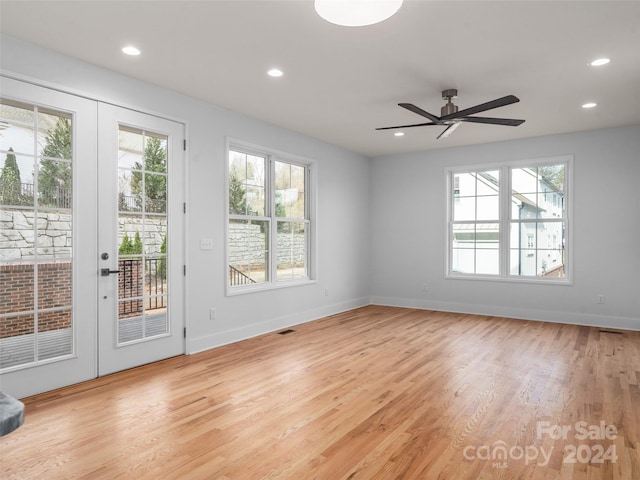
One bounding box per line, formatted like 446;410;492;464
377;89;525;139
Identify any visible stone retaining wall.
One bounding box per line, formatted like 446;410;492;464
228;223;305;267
0;210;166;262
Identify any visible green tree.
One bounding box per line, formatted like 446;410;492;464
131;137;166;212
229;172;248;215
119;233;133;255
39;118;72;207
118;231;143;255
132;231;143;255
0;148;22;205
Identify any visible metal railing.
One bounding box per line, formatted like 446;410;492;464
118;258;167;316
0;183;71;208
229;265;257;286
118;193;166;213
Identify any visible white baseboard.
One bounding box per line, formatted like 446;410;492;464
370;296;640;332
186;296;371;354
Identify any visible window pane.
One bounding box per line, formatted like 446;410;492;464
453;196;475;221
476;249;499;275
538;250;564;277
229;150;266;216
37;112;71;160
118;127;143;170
275;161;305;219
0;100;36;156
510;221;565;278
512;168;537;194
511;164;565;220
0;314;35;369
228;219;269;285
118;170;141;212
144;172;167;214
277;221;307;280
144;135;167;173
451;223;499;274
476;170;499;195
454;172;476;197
539;164;565;193
37;158;72;209
476;195;499;220
1;151;35;207
451;248;474;274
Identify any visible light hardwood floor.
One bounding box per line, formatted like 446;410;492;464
1;306;639;479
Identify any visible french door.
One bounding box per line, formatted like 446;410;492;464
0;77;98;397
0;77;184;398
97;104;184;376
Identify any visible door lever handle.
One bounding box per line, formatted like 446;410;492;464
101;268;120;276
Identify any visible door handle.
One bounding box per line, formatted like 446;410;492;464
101;268;120;276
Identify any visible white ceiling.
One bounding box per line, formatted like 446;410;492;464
1;0;639;157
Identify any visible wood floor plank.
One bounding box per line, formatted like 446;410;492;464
1;306;639;479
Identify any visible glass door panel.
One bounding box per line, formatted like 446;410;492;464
116;128;169;344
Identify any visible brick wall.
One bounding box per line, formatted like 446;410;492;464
0;261;72;338
118;259;143;319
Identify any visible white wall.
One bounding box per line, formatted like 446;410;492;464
370;125;640;330
1;35;372;354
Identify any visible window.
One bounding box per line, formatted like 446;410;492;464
447;157;570;282
226;141;314;292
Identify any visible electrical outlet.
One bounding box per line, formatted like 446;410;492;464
209;308;217;319
597;295;605;304
423;283;429;292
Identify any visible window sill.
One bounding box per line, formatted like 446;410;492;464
226;278;317;296
445;273;572;286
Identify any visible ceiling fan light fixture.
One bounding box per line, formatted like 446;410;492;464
314;0;403;27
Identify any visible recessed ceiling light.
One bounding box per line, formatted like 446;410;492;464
590;58;610;67
314;0;403;27
394;132;404;137
582;102;597;109
267;68;284;77
122;46;141;56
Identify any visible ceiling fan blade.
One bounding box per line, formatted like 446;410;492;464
461;117;525;126
437;122;461;139
398;103;441;123
441;95;520;120
376;122;439;131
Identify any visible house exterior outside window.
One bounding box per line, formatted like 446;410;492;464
447;156;571;283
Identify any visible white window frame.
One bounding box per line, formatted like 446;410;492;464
225;138;316;295
446;155;572;284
